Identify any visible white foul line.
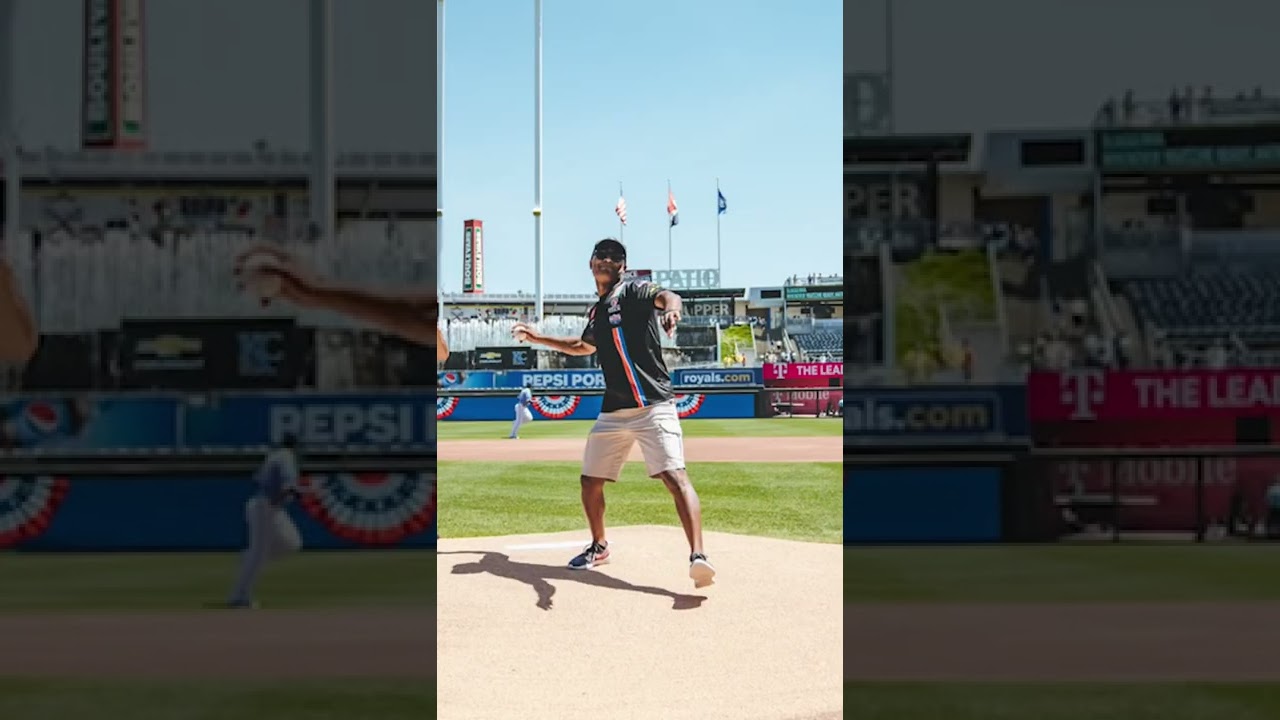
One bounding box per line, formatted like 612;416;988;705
505;540;607;552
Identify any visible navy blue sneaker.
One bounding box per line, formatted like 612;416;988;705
568;541;610;570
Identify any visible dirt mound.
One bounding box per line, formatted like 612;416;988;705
436;526;842;720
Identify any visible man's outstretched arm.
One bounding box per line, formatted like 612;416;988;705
512;322;596;356
308;284;440;349
0;261;37;363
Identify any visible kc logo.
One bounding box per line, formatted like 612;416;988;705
1059;369;1106;420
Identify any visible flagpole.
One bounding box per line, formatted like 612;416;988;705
667;179;672;272
532;0;544;321
618;181;624;242
715;178;721;281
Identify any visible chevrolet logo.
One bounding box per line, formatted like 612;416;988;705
479;352;502;361
136;335;203;357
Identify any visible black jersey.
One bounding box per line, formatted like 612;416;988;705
581;279;674;413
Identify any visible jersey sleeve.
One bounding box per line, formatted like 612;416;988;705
624;280;664;307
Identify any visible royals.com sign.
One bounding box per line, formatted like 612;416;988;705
842;386;1027;445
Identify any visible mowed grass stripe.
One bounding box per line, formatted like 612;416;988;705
0;550;435;611
0;680;435;720
845;545;1280;602
438;461;842;543
843;683;1280;720
437;417;841;440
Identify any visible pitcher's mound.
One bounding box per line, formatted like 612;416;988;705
437;526;842;720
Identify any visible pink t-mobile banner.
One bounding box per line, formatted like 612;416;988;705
763;362;844;383
1028;369;1280;422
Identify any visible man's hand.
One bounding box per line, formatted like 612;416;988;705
660;309;681;338
512;322;539;343
233;245;325;309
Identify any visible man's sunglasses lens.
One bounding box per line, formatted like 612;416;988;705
594;251;624;261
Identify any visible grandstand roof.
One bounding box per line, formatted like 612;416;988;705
7;147;435;181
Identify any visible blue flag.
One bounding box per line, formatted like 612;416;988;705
717;189;727;215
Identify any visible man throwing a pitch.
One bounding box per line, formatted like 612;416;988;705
512;238;715;588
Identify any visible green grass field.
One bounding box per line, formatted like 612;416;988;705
0;550;433;611
843;683;1280;720
845;546;1280;719
844;545;1280;602
0;680;434;720
436;416;841;440
438;461;841;542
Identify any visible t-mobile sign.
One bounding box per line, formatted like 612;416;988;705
1028;369;1280;422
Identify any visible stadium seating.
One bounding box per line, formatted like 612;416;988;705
1123;269;1280;343
793;331;844;360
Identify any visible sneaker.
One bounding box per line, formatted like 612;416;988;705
689;553;716;588
568;541;610;570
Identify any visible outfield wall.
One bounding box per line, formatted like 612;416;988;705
842;384;1031;545
1;474;436;551
435;368;762;421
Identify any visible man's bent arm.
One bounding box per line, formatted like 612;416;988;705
309;285;439;347
654;289;683;312
532;335;596;356
0;267;37;363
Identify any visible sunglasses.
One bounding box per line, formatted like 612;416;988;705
593;249;625;262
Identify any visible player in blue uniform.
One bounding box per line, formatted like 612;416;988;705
510;382;534;439
226;435;304;608
233;246;448;361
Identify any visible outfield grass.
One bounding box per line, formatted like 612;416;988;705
0;550;434;611
437;417;841;440
438;461;842;543
845;545;1280;602
0;680;434;720
843;683;1280;720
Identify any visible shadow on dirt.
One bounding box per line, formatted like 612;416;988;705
441;551;707;611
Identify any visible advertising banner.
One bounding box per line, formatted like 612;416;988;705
183;394;437;449
1028;369;1280;422
118;318;303;391
0;395;179;452
764;362;844;384
436;393;756;422
462;219;484;294
3;474;434;551
1049;455;1280;534
767;389;843;417
670;368;763;388
473;346;536;371
843;386;1027;444
82;0;146;149
438;368;764;391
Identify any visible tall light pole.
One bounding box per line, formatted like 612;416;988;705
309;0;335;246
532;0;544;321
0;0;18;253
437;0;445;320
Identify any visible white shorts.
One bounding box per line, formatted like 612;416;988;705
581;400;686;480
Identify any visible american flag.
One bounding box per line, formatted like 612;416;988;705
667;189;679;227
615;194;627;225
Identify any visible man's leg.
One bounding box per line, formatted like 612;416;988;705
509;407;521;438
656;468;704;556
229;499;269;606
638;403;714;587
570;415;632;570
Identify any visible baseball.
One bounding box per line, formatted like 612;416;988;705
239;251;285;300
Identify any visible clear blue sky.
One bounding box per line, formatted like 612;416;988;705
440;0;841;295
